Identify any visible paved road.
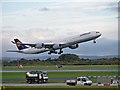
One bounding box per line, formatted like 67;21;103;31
2;83;66;86
1;69;118;72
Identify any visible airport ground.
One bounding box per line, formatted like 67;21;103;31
1;65;119;90
2;65;119;83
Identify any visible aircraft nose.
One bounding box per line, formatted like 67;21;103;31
96;32;101;37
99;33;102;36
98;33;101;36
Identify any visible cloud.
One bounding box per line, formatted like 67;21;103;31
2;0;119;3
2;28;58;43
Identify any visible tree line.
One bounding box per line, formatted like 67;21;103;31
2;54;119;66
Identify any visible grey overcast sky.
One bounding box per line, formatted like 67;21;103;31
1;0;119;57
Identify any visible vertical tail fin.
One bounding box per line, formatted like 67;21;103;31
14;39;28;50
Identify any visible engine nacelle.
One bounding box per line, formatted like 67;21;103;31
69;44;79;49
35;43;44;48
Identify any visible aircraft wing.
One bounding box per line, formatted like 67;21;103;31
59;42;66;45
19;43;55;48
44;42;66;48
42;43;55;48
21;43;66;49
12;39;65;49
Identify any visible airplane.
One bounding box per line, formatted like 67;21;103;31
7;31;101;54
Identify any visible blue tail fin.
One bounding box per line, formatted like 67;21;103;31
14;39;28;50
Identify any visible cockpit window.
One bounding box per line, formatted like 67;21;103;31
96;32;99;33
80;32;91;37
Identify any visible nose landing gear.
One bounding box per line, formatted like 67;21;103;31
93;40;96;43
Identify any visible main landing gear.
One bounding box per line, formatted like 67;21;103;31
58;49;63;54
48;50;57;54
48;49;63;54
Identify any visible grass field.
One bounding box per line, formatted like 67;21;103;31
3;72;118;79
1;86;118;90
2;65;118;70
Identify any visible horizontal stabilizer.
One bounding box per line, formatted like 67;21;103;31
6;50;23;53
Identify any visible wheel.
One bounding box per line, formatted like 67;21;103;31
84;83;88;86
48;52;51;54
58;52;61;54
58;50;63;54
27;79;32;84
45;79;48;83
60;51;63;53
93;40;96;43
73;83;76;86
37;80;43;84
88;84;92;86
54;51;57;54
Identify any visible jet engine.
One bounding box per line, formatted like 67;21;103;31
52;44;59;49
35;43;44;48
69;44;79;49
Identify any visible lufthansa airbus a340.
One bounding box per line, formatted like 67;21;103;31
7;31;101;54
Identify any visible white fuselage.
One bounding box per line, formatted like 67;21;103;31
19;31;101;54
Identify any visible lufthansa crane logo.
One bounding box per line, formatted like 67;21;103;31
17;42;21;47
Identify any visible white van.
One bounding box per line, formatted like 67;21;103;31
66;76;92;86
